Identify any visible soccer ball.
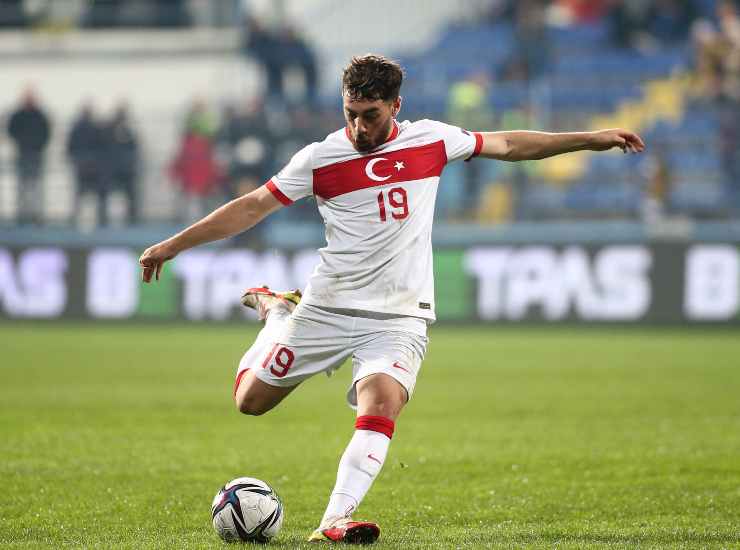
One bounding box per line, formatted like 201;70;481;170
211;477;284;543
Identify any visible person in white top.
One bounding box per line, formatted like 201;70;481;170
139;54;645;544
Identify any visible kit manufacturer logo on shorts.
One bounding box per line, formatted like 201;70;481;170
418;302;431;310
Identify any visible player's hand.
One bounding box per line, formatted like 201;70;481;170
590;129;645;154
139;241;178;283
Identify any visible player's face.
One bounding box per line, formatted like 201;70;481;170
343;95;401;153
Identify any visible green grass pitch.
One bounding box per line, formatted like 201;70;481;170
1;324;739;549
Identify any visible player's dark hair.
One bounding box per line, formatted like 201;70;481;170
342;54;404;102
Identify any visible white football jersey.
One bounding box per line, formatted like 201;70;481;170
266;119;482;320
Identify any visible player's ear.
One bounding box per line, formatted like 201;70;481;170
391;96;402;117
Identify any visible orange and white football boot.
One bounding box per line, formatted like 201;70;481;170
307;517;380;544
240;285;301;321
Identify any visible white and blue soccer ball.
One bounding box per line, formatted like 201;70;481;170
211;477;284;543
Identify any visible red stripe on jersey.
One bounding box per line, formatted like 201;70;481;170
265;179;293;205
355;415;395;439
465;132;483;161
313;140;446;199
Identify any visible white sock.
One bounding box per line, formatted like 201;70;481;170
237;304;291;373
319;417;394;528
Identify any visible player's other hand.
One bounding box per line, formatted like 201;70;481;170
590;129;645;154
139;241;178;283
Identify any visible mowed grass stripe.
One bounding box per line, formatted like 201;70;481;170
1;324;738;549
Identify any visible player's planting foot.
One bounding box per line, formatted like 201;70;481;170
240;285;301;321
307;517;380;544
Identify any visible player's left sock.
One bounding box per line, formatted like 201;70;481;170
318;415;394;529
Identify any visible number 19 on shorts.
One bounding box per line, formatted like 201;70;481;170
262;344;295;378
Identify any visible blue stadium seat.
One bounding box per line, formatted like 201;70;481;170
549;22;609;44
521;186;567;215
565;183;641;214
669;182;726;213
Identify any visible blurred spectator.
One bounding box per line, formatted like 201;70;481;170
0;0;28;27
151;0;191;27
650;0;698;44
447;73;495;216
83;0;191;28
7;87;51;225
184;97;218;137
719;99;740;205
279;25;319;105
640;148;673;223
716;0;740;100
82;0;122;28
556;0;611;24
274;105;324;161
170;101;224;224
241;17;319;105
610;0;698;50
609;1;657;50
692;19;726;98
692;2;740;100
106;102;140;223
242;16;285;101
272;105;324;221
691;0;740;204
217;99;274;201
484;0;517;23
67;102;108;227
501;0;550;81
498;107;539;221
447;73;496;132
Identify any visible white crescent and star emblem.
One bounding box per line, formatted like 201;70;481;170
365;158;391;182
365;158;405;181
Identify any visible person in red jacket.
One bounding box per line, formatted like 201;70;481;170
169;104;224;223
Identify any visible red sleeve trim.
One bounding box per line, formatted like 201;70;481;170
355;415;395;439
465;132;484;162
265;179;293;206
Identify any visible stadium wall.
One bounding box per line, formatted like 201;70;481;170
1;243;738;324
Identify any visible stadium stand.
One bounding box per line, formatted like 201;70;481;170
1;0;737;233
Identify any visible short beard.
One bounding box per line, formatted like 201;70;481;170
353;118;392;152
355;138;374;152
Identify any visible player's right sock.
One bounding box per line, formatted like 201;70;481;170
310;416;393;543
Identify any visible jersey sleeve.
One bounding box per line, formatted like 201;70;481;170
265;142;316;205
428;120;483;163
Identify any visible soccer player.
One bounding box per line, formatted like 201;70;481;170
139;54;645;543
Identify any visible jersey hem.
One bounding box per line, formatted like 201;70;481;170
301;297;436;322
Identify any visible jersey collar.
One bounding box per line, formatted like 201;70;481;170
385;119;400;143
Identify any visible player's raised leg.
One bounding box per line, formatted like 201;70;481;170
308;373;406;544
233;286;301;416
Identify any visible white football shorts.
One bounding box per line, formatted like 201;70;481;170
237;302;428;408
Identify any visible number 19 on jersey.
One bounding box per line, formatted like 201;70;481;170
377;187;408;222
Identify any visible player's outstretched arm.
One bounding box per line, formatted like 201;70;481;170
478;128;645;161
139;184;283;283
